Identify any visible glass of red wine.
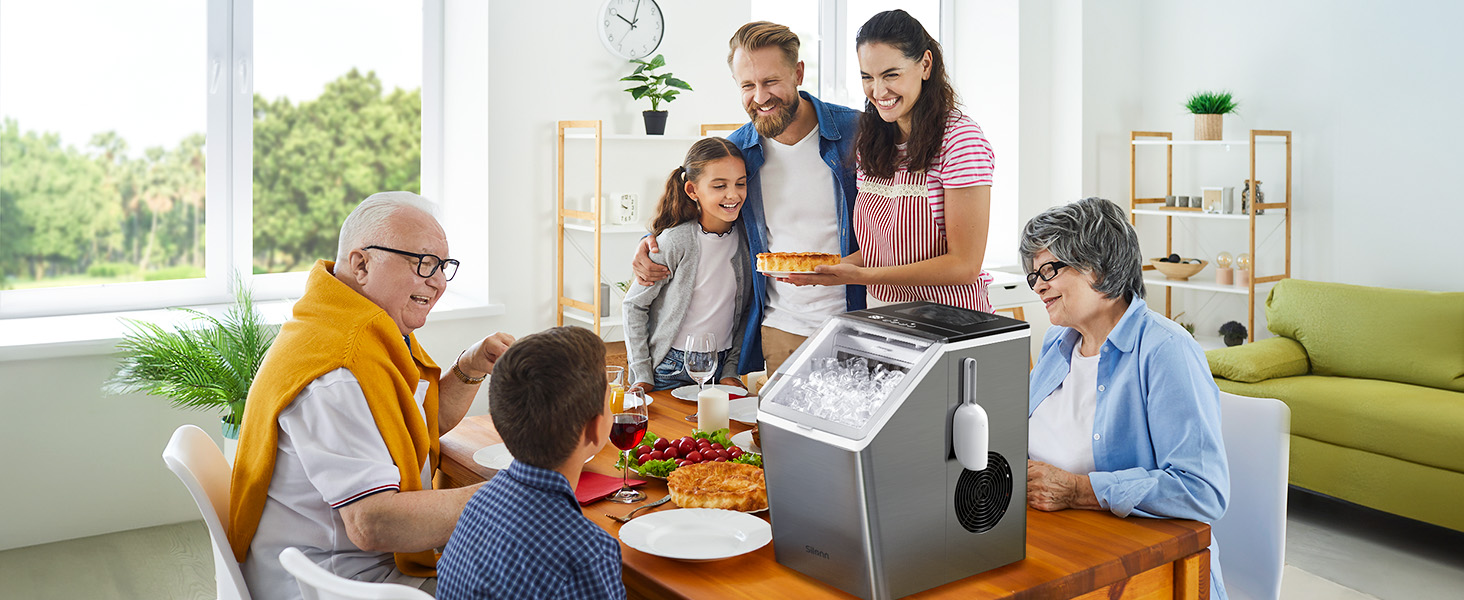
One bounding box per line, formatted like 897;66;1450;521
608;388;649;503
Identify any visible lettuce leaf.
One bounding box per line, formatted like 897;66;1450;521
731;452;763;468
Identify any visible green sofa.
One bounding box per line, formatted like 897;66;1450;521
1206;279;1464;532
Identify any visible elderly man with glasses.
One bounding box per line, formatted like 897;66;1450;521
229;191;514;599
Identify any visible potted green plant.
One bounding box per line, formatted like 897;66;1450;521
1184;90;1238;141
106;277;277;458
621;54;692;135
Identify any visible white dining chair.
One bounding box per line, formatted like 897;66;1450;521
1213;392;1292;600
162;424;251;600
279;547;435;600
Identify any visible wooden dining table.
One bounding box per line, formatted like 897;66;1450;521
439;389;1211;600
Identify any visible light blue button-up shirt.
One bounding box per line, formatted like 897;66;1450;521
1030;296;1230;599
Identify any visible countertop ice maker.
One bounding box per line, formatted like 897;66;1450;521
758;301;1030;600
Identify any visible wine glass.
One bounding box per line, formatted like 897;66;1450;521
608;388;649;503
683;333;717;422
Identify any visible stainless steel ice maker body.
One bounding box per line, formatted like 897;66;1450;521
758;302;1030;600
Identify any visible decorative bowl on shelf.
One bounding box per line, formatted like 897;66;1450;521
1150;258;1207;280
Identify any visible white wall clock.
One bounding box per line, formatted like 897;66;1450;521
598;0;664;60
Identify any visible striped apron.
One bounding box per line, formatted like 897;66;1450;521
854;169;992;312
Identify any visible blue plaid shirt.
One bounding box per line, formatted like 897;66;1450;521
437;461;625;600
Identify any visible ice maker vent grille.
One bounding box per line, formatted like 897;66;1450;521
954;452;1012;533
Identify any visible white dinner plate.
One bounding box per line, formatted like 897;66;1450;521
472;443;514;470
756;269;815;278
474;443;593;470
621;394;654;409
730;430;761;454
671;384;748;402
728;396;758;424
618;508;772;561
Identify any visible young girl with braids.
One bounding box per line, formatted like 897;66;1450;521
623;137;752;394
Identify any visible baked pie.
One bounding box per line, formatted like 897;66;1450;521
757;252;840;273
667;461;768;512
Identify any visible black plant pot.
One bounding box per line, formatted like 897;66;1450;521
643;110;668;135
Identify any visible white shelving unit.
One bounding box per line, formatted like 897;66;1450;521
1130;130;1293;342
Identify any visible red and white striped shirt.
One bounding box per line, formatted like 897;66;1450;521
858;111;995;232
853;111;996;312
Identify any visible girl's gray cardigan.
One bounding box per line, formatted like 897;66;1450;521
622;220;751;388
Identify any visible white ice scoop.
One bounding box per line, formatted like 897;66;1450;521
953;357;989;471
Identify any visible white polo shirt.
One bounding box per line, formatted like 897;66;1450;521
241;368;433;600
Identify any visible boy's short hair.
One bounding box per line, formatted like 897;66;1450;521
489;326;607;468
727;21;800;68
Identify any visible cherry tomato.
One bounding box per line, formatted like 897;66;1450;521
714;457;727;462
648;450;664;461
653;438;671;451
664;447;679;459
728;448;744;459
710;442;724;451
686;451;702;463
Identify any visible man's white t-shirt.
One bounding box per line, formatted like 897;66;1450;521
242;368;433;600
758;126;846;337
1028;344;1099;475
672;227;742;352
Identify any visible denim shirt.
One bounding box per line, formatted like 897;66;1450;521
726;91;866;374
1029;297;1230;599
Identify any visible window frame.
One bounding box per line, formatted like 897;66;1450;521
0;0;448;319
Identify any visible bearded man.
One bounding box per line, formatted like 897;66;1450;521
632;21;864;375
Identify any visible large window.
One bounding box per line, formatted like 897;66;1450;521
0;0;435;318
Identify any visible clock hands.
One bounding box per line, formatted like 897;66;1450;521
615;13;634;28
631;0;642;25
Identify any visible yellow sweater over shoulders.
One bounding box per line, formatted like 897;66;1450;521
227;260;441;576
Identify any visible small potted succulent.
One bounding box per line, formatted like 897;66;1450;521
1185;90;1238;141
621;54;692;135
1219;320;1248;347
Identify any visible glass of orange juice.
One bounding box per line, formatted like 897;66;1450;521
606;366;626;413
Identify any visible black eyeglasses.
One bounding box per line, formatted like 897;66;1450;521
1026;260;1069;289
363;245;460;281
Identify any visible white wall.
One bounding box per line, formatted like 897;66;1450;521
1124;0;1464;293
1019;0;1464;342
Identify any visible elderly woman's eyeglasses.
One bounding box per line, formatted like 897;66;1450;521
364;245;460;281
1026;260;1069;289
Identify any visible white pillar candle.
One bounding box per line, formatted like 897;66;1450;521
697;387;730;433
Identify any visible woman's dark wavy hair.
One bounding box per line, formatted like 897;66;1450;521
651;137;743;236
854;9;956;179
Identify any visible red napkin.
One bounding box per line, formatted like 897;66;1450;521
575;471;646;505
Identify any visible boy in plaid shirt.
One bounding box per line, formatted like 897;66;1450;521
437;326;624;600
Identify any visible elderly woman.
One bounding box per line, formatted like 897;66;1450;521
1019;197;1230;599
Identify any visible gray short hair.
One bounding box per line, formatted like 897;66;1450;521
336;191;440;263
1018;197;1146;302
